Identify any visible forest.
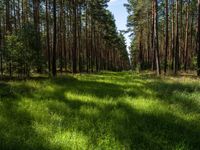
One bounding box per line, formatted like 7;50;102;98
127;0;200;76
0;0;130;78
0;0;200;150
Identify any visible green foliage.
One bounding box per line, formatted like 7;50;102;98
19;23;44;71
3;23;44;76
4;34;25;74
0;72;200;149
0;0;130;75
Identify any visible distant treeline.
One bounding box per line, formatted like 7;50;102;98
0;0;130;78
126;0;200;76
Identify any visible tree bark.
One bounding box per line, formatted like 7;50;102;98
171;0;175;70
0;17;2;78
154;0;161;75
164;0;169;74
174;0;179;75
46;0;51;75
72;0;77;73
52;0;57;77
184;0;189;72
197;0;200;76
151;0;156;71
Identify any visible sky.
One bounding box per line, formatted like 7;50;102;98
107;0;131;50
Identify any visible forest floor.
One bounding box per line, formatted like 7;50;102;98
0;72;200;150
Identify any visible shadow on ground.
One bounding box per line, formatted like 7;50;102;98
0;72;200;150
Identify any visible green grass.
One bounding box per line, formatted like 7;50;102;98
0;72;200;150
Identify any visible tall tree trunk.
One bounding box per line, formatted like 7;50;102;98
151;1;156;70
171;0;175;70
139;30;143;71
184;0;189;72
86;3;89;73
90;18;94;72
0;17;2;78
72;0;77;73
63;7;67;72
52;0;57;77
190;15;194;67
59;0;64;73
46;0;51;75
164;0;169;74
78;5;82;73
147;13;150;66
174;0;179;75
180;0;183;68
197;0;200;76
154;0;161;75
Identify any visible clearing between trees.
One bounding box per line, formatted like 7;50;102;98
0;72;200;150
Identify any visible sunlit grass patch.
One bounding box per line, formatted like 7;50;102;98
50;130;89;150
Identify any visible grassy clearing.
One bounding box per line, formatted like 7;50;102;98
0;72;200;150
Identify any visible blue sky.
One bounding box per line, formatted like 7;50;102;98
108;0;131;49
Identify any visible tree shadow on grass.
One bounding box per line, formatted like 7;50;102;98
45;94;200;150
113;102;200;150
0;83;54;150
0;82;38;100
0;76;126;150
144;80;200;114
40;75;200;149
0;74;200;149
119;73;200;114
49;76;125;99
0;76;49;82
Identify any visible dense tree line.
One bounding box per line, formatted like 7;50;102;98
126;0;200;76
0;0;130;78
